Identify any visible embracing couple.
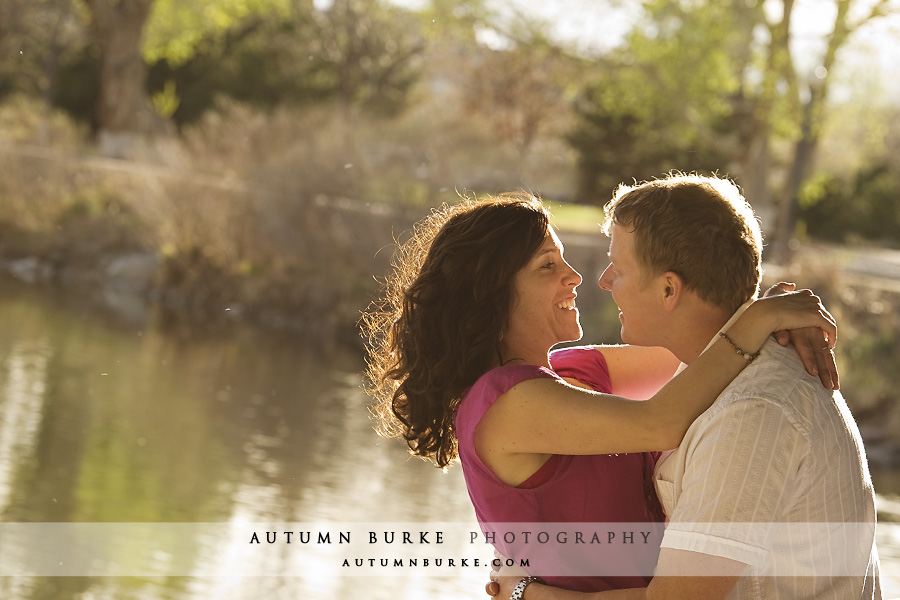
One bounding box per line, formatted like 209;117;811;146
362;173;880;599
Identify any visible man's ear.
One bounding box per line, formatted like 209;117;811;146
661;271;685;310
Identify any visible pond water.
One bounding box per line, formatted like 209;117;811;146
0;282;897;599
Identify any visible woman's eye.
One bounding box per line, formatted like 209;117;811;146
541;262;554;270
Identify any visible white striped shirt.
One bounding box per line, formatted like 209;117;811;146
655;314;881;599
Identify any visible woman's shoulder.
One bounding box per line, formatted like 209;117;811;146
469;363;558;397
550;345;606;364
549;346;611;394
458;364;558;419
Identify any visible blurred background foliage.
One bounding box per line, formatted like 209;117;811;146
0;0;898;339
0;0;897;243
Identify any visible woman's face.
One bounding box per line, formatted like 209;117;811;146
503;229;583;362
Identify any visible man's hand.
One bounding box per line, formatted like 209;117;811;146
763;282;839;390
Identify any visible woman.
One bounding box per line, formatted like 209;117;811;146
361;194;835;592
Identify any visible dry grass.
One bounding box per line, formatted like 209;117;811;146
0;97;445;335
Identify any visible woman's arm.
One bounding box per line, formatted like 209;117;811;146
586;345;680;400
477;291;836;458
578;329;834;401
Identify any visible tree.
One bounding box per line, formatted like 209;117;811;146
459;13;582;164
770;0;896;261
143;0;294;69
145;1;319;125
143;0;423;125
566;0;738;202
311;0;425;116
567;0;898;258
79;0;300;154
650;0;896;259
0;0;88;136
81;0;171;156
799;164;900;247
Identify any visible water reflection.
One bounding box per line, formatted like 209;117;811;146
0;338;50;516
0;282;896;599
0;284;481;599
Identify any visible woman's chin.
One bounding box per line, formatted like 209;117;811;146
572;313;584;340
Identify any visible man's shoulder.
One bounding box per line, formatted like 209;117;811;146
702;339;835;434
723;338;829;403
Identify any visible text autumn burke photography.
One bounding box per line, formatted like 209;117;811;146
244;526;661;573
245;528;660;546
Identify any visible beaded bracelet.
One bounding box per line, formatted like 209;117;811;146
509;576;545;600
719;331;761;362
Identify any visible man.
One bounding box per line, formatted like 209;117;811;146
495;173;880;599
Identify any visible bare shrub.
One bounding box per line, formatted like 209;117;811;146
0;94;88;149
764;245;900;438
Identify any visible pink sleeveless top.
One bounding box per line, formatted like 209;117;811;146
454;346;664;591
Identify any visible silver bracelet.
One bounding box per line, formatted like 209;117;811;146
719;331;760;362
509;576;545;600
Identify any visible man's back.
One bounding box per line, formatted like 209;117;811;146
655;339;880;599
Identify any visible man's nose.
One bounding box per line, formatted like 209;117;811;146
598;264;613;291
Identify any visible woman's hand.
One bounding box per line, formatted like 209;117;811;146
487;550;530;597
748;289;837;348
763;282;839;390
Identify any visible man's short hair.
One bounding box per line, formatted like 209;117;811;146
603;173;763;314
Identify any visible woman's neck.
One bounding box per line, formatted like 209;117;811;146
497;341;552;369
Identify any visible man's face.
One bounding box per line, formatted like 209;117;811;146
598;224;667;346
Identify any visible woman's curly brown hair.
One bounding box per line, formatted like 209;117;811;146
361;194;550;469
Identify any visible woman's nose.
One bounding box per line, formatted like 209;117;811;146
566;263;583;286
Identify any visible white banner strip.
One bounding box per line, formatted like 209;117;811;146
0;522;877;577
